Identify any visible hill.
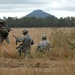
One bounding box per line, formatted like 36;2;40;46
25;9;55;18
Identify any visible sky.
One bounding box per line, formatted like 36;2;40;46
0;0;75;19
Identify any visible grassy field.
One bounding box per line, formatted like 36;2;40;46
0;27;75;75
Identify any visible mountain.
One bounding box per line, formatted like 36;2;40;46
25;9;55;18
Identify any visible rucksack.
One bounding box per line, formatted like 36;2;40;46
22;37;31;47
0;27;9;38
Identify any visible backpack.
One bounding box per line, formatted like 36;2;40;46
0;27;9;38
22;35;34;47
22;37;31;47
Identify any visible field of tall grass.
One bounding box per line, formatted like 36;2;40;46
0;27;75;75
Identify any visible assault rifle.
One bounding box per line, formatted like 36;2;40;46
16;43;23;49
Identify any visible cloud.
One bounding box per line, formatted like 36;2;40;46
1;0;75;12
45;0;75;12
0;4;46;13
0;0;49;4
0;0;75;18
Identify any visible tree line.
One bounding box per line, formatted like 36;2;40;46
2;16;75;28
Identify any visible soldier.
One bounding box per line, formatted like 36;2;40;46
16;30;34;58
0;19;12;44
37;35;50;52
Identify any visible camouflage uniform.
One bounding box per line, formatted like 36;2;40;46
16;30;34;57
37;35;50;52
0;19;10;44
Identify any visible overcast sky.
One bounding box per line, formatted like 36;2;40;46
0;0;75;19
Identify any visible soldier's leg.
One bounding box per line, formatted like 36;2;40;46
5;36;10;44
23;47;30;57
23;48;26;57
24;51;26;57
18;48;21;57
23;47;31;58
25;47;31;58
27;47;30;55
0;35;4;44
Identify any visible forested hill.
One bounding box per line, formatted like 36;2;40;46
1;10;75;27
25;9;54;18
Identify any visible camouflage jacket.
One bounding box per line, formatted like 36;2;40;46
17;34;34;47
37;40;50;51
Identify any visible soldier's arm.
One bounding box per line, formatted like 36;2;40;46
6;24;12;32
16;43;22;49
37;43;41;50
13;35;23;45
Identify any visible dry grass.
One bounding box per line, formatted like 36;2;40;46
0;27;75;75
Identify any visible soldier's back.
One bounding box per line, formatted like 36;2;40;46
37;40;50;51
22;34;32;47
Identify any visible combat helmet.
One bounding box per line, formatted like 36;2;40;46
42;35;47;40
22;30;28;35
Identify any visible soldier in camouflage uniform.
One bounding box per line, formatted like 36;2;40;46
0;19;12;44
37;35;50;52
16;30;34;57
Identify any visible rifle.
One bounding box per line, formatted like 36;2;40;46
16;43;23;49
12;35;21;45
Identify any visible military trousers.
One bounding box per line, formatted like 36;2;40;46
18;46;31;57
0;34;10;44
